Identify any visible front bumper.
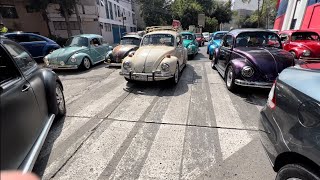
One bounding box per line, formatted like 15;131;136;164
235;79;273;88
119;71;173;81
46;64;78;70
299;57;320;62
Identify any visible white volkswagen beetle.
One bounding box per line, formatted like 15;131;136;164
119;26;188;84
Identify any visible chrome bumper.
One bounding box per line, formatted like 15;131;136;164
235;79;273;88
119;71;173;81
47;64;78;70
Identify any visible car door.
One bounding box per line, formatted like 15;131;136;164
17;34;47;59
0;42;44;170
217;35;233;73
176;35;184;66
89;38;103;63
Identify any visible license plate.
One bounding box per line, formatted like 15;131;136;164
135;74;148;81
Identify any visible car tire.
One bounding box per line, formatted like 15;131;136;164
289;51;297;59
125;77;134;83
209;53;213;60
170;63;179;85
55;83;66;118
81;57;91;70
276;164;320;180
225;65;237;91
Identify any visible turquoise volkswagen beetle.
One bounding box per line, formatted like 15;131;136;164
44;34;112;70
181;32;198;59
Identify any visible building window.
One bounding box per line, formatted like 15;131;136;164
105;23;111;31
53;21;79;30
114;4;117;17
123;8;125;15
109;2;114;20
0;5;18;19
117;6;120;17
105;0;110;19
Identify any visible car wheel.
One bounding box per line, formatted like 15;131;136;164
289;51;297;59
82;57;91;70
55;83;66;117
125;77;134;83
276;164;320;180
225;65;237;91
170;63;179;85
209;53;213;60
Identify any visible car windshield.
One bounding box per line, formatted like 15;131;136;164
120;37;141;46
195;34;201;38
182;34;194;40
141;34;174;46
236;32;281;48
214;33;226;40
203;33;209;36
65;36;89;47
292;32;320;41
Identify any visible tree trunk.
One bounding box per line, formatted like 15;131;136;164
41;9;52;37
61;4;72;37
75;2;84;34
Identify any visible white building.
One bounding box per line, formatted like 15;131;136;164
47;0;137;44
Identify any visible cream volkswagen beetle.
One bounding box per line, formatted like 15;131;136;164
119;26;188;84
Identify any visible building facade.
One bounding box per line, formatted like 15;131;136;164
0;0;50;36
274;0;320;31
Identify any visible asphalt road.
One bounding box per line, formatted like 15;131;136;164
33;44;276;180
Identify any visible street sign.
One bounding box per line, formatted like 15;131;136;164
198;14;205;27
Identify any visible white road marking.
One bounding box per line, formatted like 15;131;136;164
53;121;134;180
138;125;185;180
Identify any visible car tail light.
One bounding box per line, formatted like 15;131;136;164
267;80;277;110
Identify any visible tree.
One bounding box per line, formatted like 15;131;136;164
209;1;232;25
204;17;219;32
172;0;203;29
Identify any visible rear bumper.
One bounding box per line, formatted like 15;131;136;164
235;79;273;88
119;71;173;81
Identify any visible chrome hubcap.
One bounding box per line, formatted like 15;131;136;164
226;67;233;87
174;65;179;83
287;178;302;180
56;86;65;111
84;58;90;69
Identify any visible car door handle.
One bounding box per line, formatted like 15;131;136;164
22;84;31;92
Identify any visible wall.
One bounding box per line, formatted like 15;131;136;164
1;0;49;36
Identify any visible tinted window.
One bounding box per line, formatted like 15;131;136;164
29;35;45;42
236;32;281;48
8;35;30;43
3;42;36;73
0;47;19;84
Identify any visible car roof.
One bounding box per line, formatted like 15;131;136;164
228;28;273;36
146;30;179;36
213;31;228;34
181;31;194;35
72;34;103;39
280;30;320;35
122;34;142;39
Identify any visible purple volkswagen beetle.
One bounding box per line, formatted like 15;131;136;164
212;29;294;91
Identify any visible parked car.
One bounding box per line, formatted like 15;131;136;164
202;32;210;41
207;31;227;58
195;33;205;47
181;31;199;58
119;26;187;84
212;29;294;91
4;32;60;63
44;34;112;70
0;37;66;172
260;62;320;180
109;34;142;63
279;30;320;61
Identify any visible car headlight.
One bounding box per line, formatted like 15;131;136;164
123;61;131;69
241;66;254;78
70;55;77;63
43;56;49;66
303;50;311;57
161;63;170;72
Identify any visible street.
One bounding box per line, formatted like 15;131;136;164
33;45;276;180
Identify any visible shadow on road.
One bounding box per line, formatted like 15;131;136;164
54;62;106;76
32;116;66;177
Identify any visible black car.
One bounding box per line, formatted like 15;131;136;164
260;63;320;179
4;32;60;63
0;37;66;172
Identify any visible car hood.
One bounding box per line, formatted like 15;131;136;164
183;40;193;47
235;47;294;81
113;44;137;58
292;41;320;57
130;46;175;73
48;46;86;61
212;40;221;46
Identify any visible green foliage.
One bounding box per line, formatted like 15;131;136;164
204;17;219;32
172;0;203;29
208;0;232;24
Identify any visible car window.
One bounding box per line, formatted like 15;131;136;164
236;32;281;48
120;37;141;46
280;34;289;42
8;35;30;43
65;36;89;47
141;34;174;47
214;33;226;40
223;35;233;48
0;46;20;84
3;42;36;74
29;35;44;42
90;38;101;46
291;32;320;41
182;34;194;40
